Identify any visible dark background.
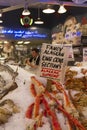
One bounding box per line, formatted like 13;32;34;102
0;5;87;30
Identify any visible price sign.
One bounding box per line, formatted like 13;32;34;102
39;43;69;82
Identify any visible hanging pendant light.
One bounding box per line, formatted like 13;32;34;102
34;8;44;24
22;9;30;16
34;18;44;24
0;10;2;17
0;20;3;23
58;5;67;14
0;10;3;23
42;5;55;14
22;0;31;16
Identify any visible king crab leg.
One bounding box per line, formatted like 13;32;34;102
25;103;34;119
45;91;86;130
31;76;45;95
30;83;37;97
42;95;62;130
33;94;41;118
27;77;86;130
52;80;79;117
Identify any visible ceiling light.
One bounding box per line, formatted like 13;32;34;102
34;18;44;24
0;20;3;23
58;5;67;14
22;9;30;16
0;10;2;17
22;0;30;15
42;5;55;14
34;7;44;25
4;41;8;44
30;27;37;30
42;8;55;14
17;41;23;44
24;41;30;44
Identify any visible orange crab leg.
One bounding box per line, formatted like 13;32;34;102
31;76;45;94
52;80;78;115
52;80;70;105
33;95;42;118
42;96;62;130
30;83;37;97
25;103;34;119
45;91;86;130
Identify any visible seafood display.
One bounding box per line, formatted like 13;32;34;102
0;64;86;130
25;76;86;130
65;66;87;129
0;64;19;126
0;64;36;130
65;67;87;90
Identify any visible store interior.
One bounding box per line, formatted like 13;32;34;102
0;0;87;65
0;1;87;130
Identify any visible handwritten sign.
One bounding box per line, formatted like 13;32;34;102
83;48;87;62
39;43;69;81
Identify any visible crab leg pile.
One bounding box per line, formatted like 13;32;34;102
25;76;86;130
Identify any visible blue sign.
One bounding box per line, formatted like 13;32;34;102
0;27;50;40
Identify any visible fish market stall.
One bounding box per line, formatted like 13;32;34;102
0;64;87;130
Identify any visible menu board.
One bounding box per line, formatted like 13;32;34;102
39;43;69;81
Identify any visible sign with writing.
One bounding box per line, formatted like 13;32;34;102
39;43;69;81
83;47;87;62
64;44;74;61
0;27;50;40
